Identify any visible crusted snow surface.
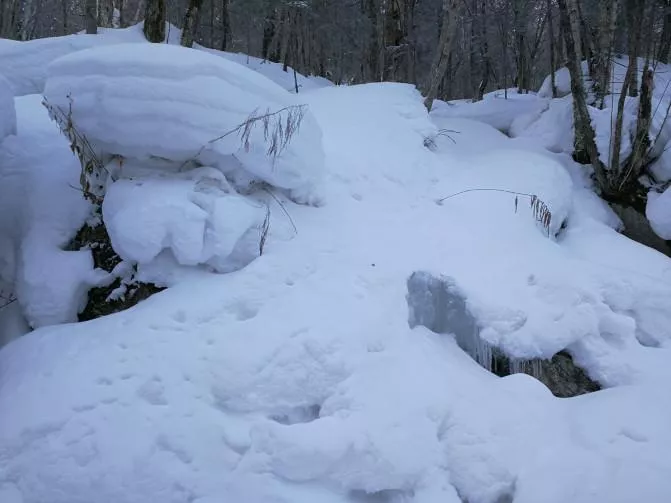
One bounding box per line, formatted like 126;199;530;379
1;79;671;503
44;43;324;202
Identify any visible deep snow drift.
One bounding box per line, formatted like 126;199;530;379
1;35;671;503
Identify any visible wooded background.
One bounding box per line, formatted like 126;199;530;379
1;0;669;104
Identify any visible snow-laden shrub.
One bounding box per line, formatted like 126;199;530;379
0;75;16;141
43;43;324;204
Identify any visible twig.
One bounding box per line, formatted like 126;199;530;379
263;187;298;235
437;188;552;237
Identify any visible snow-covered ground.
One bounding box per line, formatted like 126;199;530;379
1;31;671;503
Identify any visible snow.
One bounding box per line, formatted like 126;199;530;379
0;95;95;328
647;187;671;239
651;147;671;182
0;75;16;141
44;43;325;202
538;66;572;98
103;175;264;272
432;93;547;134
0;23;331;97
2;42;671;503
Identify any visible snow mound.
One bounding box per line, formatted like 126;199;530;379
0;75;16;140
103;173;264;272
44;43;324;202
646;187;671;239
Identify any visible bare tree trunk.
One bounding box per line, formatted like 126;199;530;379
557;0;609;192
513;0;529;93
221;0;231;51
98;0;114;27
565;0;583;65
658;1;671;63
591;0;621;108
475;0;490;101
548;0;557;97
611;55;636;171
423;0;462;111
626;0;645;96
20;0;37;40
143;0;165;43
86;0;98;34
117;0;125;28
62;0;68;34
626;68;654;182
181;0;204;47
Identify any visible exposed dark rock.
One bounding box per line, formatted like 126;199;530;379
406;271;601;397
68;221;164;321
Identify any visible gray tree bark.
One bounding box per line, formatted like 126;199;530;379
85;0;97;34
143;0;165;43
656;0;670;63
423;0;462;111
221;0;232;51
180;0;204;47
591;0;621;108
557;0;608;192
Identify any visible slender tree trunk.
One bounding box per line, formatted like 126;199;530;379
514;0;530;93
626;0;645;96
591;0;621;108
565;0;583;65
85;0;98;34
117;0;125;28
611;55;636;171
62;0;68;34
180;0;204;47
143;0;166;42
475;0;490;101
221;0;231;51
658;1;671;63
423;0;462;111
262;12;275;60
557;0;609;192
548;0;557;97
98;0;114;27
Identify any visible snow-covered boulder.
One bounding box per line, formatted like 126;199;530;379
647;187;671;240
44;43;324;203
0;75;16;140
103;170;264;272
